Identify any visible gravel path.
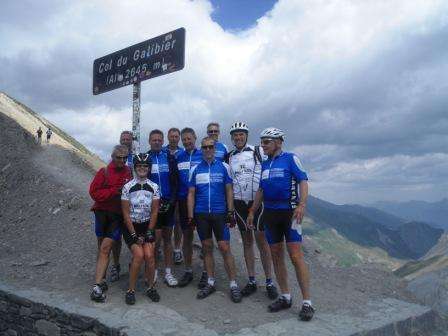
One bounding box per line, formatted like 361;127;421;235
0;113;420;334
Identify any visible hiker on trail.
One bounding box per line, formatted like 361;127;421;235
227;122;279;300
36;127;43;145
247;127;314;321
163;127;183;266
89;145;132;302
174;127;202;287
147;129;179;287
188;136;243;303
46;128;52;143
121;153;161;305
206;122;228;162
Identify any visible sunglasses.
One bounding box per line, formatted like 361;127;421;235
207;129;219;134
115;155;128;160
260;139;274;145
201;145;215;150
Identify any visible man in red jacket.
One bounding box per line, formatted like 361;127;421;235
89;145;132;302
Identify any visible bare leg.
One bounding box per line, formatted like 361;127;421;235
241;231;255;278
269;242;289;294
128;245;144;291
254;231;273;279
217;241;237;281
286;242;311;300
143;243;156;287
182;228;194;268
112;239;122;266
201;239;214;278
173;204;182;251
162;227;174;269
94;238;113;284
155;229;163;268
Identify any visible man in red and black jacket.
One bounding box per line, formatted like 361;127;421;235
89;145;132;302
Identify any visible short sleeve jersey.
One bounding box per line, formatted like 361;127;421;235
189;159;232;214
214;141;228;162
260;152;308;210
176;148;202;199
147;150;174;200
121;178;160;223
228;145;266;202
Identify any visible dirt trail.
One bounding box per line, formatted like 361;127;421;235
0;112;427;334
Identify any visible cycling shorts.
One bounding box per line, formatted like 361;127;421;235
156;199;175;229
123;221;150;248
234;200;264;232
94;210;122;241
195;213;230;242
261;209;302;245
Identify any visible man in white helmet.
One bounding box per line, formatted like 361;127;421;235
247;127;314;321
227;122;278;300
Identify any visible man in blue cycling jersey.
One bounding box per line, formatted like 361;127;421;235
175;128;203;287
247;127;314;321
147;129;179;287
188;136;242;303
206;122;228;162
163;127;183;265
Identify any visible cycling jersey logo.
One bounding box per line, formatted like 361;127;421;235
270;168;285;178
196;173;210;184
178;161;190;171
210;173;224;183
151;163;169;174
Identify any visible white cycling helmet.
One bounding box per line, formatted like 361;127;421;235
230;121;249;134
260;127;285;140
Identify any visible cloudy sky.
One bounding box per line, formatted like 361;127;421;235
1;0;447;204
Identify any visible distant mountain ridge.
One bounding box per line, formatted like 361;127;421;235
372;199;448;230
306;196;443;260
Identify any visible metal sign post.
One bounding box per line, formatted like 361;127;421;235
93;27;185;152
132;82;141;153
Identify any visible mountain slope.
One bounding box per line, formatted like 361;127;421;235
307;196;443;260
373;199;448;229
0;92;104;172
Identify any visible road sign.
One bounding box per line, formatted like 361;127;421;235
93;27;185;95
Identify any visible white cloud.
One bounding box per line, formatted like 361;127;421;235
1;0;448;203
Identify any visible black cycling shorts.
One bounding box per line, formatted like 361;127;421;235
234;200;264;232
260;209;302;245
195;213;230;242
93;210;122;241
156;199;175;229
123;221;150;248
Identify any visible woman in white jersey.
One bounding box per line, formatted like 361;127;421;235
121;153;160;305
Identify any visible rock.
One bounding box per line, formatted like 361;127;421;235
223;319;232;324
35;319;60;336
10;262;23;266
67;196;81;210
30;260;49;267
19;306;32;316
199;317;207;322
52;208;61;215
58;200;64;206
2;163;11;172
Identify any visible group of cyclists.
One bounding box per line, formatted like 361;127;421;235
88;121;314;322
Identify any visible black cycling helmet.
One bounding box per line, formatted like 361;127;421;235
133;153;150;167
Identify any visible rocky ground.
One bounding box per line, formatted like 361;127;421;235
0;112;445;335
